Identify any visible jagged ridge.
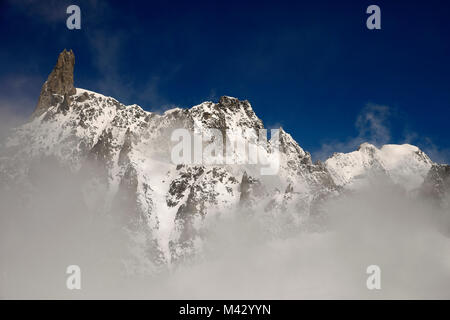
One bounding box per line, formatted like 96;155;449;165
2;50;449;270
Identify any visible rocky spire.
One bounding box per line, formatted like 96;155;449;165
239;171;252;205
32;49;76;118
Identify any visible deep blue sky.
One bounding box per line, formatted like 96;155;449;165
1;0;449;162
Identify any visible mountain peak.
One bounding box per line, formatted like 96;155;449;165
32;49;76;118
218;96;252;110
218;95;239;104
357;142;377;152
326;142;433;189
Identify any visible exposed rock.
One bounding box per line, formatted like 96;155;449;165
239;171;252;205
420;164;450;207
118;128;134;166
33;49;76;118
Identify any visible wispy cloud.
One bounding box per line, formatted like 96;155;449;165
313;103;391;161
85;26;179;112
312;103;449;164
355;104;391;146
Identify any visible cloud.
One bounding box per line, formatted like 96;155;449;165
85;29;131;97
313;103;391;161
312;102;449;164
85;27;179;112
355;104;391;146
135;76;180;113
0;105;28;143
3;172;449;298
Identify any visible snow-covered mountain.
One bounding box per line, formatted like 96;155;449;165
325;142;433;191
1;50;449;270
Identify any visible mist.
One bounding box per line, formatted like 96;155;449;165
1;146;450;299
147;182;450;299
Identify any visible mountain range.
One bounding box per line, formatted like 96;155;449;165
1;50;449;271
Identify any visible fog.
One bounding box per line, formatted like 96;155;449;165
149;182;450;299
1;163;450;299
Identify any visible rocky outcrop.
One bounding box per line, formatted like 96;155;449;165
33;49;76;118
239;171;262;207
420;164;450;207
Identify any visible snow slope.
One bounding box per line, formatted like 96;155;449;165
325;142;433;191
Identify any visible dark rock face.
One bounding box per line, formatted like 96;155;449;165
421;164;450;206
118;128;134;166
239;171;252;205
167;166;205;207
239;171;261;206
33;49;76;118
116;165;140;224
88;129;114;167
170;185;205;264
